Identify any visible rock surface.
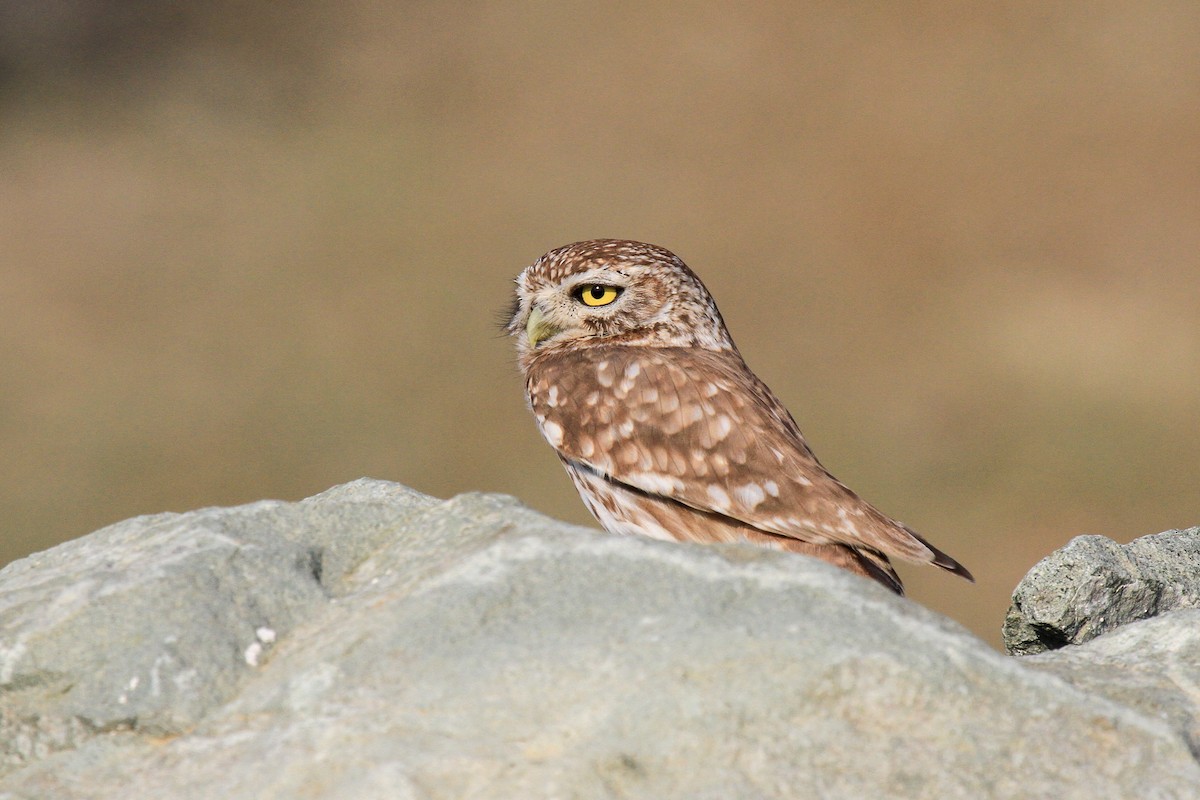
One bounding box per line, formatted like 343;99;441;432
0;480;1198;798
1018;609;1200;759
1003;528;1200;655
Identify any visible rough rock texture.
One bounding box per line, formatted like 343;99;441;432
1003;528;1200;655
1019;609;1200;759
1;480;1198;798
0;480;438;771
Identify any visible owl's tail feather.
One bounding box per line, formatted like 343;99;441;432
851;547;905;596
928;545;974;582
904;525;974;583
778;537;905;595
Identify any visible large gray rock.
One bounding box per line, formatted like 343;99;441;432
1003;528;1200;655
1;480;1198;798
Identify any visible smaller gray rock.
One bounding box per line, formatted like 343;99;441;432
1004;527;1200;655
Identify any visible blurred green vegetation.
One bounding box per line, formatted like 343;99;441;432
2;2;1197;648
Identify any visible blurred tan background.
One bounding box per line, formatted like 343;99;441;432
2;2;1197;648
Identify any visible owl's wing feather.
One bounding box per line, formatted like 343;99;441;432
528;344;972;578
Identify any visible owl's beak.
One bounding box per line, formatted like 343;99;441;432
526;306;561;348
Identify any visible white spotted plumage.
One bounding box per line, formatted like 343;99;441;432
508;239;973;594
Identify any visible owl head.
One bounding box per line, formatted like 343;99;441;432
507;239;735;365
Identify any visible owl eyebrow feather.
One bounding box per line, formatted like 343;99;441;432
568;270;630;287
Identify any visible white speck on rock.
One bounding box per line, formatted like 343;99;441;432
0;640;27;684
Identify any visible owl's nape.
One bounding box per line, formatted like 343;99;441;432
511;239;972;595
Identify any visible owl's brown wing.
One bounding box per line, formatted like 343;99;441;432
527;344;971;578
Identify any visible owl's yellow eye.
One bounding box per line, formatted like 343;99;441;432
575;284;623;307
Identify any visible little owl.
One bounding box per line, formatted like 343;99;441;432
507;239;972;594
